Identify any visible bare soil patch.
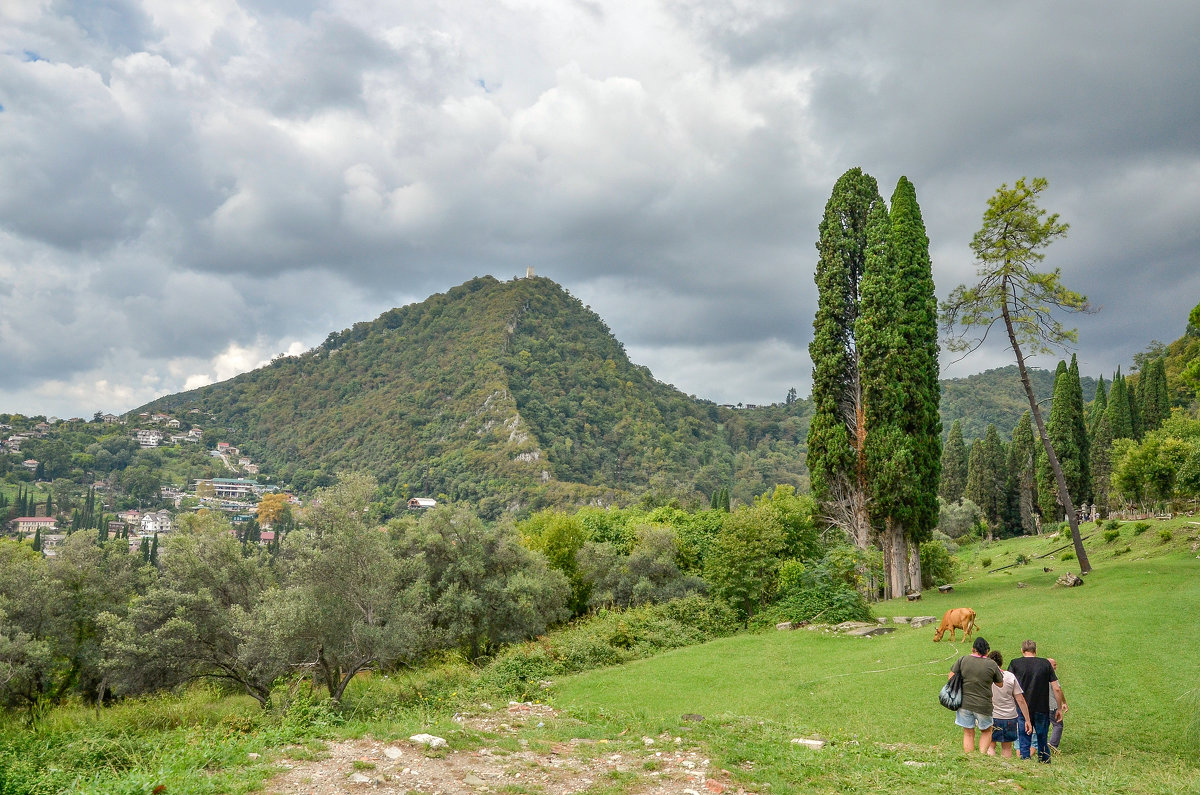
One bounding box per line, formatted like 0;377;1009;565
264;702;753;795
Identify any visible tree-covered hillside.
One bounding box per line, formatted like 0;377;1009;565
939;365;1097;442
137;276;811;517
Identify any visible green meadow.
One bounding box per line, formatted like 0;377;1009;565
553;523;1200;794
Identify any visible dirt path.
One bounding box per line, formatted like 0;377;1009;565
263;702;750;795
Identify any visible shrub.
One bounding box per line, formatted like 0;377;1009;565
1113;546;1132;556
920;540;960;587
1160;530;1173;543
1060;552;1075;561
1015;553;1030;565
753;582;871;628
1105;519;1122;531
979;557;992;569
1104;529;1121;543
1132;522;1151;536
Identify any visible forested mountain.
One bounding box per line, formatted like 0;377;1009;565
939;366;1097;443
136;276;811;518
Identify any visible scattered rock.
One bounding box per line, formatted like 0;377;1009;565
875;617;889;625
790;737;827;750
892;616;910;624
1016;582;1027;588
705;779;726;793
410;733;448;749
775;621;795;631
383;746;403;760
903;760;927;767
463;773;487;787
642;737;655;746
846;625;895;637
349;772;372;784
681;713;705;722
834;621;876;632
909;616;936;628
1056;572;1085;587
247;752;260;760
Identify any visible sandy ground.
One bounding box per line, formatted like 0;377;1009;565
263;702;751;795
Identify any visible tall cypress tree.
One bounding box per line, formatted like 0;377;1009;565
808;168;885;551
1089;374;1108;432
966;425;1006;537
860;176;941;597
1138;358;1169;433
940;421;968;503
1008;412;1039;534
1089;412;1113;518
1068;355;1091;503
1039;361;1085;521
1108;368;1133;440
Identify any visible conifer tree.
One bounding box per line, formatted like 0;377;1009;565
966;425;1006;538
1138;358;1169;433
1069;355;1091;503
32;528;42;553
1008;412;1039;534
808;168;885;551
941;177;1092;572
149;531;159;566
1108;368;1133;440
1089;374;1108;432
1089;412;1113;518
860;176;941;597
940;421;968;503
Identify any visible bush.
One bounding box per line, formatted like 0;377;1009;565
920;539;960;587
1015;553;1030;565
1132;522;1151;536
1104;529;1121;543
979;557;992;569
1105;520;1122;531
752;582;871;628
1113;546;1132;556
1060;552;1075;561
1160;530;1173;543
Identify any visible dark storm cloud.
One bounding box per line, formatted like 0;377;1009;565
0;0;1196;416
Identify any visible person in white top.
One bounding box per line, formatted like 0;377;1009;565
986;649;1033;757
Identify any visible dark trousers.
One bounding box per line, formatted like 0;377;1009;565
1049;716;1063;749
1017;711;1052;762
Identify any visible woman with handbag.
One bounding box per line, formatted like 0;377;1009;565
947;636;1004;753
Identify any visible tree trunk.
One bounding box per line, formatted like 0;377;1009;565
1001;290;1091;574
906;540;922;594
882;518;908;600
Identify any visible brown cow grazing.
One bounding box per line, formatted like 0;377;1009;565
933;607;979;642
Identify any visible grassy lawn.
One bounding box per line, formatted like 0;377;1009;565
553;521;1200;794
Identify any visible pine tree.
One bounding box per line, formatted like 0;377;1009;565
1039;361;1086;520
149;531;159;566
940;421;968;503
860;176;941;597
32;528;42;553
941;178;1093;572
98;524;108;544
1138;358;1169;433
808;168;885;551
1108;368;1133;440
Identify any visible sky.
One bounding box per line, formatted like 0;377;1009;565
1;1;1198;419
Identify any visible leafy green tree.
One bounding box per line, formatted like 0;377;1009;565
941;177;1093;573
102;518;280;706
704;502;786;620
859;176;942;598
940;421;968;503
396;505;569;661
807;167;885;551
270;475;431;702
518;509;591;614
577;526;706;610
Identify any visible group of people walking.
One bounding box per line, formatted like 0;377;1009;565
948;637;1067;761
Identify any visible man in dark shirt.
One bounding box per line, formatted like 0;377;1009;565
1009;640;1068;762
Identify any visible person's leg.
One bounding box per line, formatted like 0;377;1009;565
962;727;976;753
1033;712;1052;762
1000;741;1013;758
1016;712;1032;759
1049;717;1063;750
979;727;994;754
